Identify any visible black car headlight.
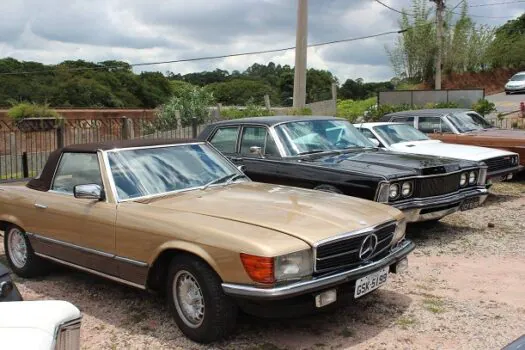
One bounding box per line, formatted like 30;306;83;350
460;173;468;187
401;181;413;197
468;171;477;185
389;183;400;200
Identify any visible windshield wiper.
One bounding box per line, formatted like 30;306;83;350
201;173;245;190
297;150;327;156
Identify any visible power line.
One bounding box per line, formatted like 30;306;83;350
0;29;409;76
374;0;416;16
448;10;517;18
468;0;525;7
449;0;466;11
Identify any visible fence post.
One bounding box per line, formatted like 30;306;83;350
175;110;182;130
264;95;271;110
331;83;337;101
56;119;65;148
121;117;134;140
22;152;29;178
192;117;198;138
216;103;222;120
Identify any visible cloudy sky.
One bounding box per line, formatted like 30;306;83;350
0;0;523;82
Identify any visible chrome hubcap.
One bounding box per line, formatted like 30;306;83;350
173;270;205;328
8;228;28;269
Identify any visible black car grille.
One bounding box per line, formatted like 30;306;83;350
484;156;513;172
414;173;461;198
314;221;396;273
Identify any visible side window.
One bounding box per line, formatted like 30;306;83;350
51;153;102;194
392;116;415;125
358;128;376;139
209;127;239;153
418;117;452;134
240;127;279;157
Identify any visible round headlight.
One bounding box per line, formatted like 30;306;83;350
389;184;400;199
460;173;467;187
401;181;413;197
468;171;477;185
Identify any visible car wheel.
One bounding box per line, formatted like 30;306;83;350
314;184;343;194
4;225;49;278
166;255;238;343
505;91;510;95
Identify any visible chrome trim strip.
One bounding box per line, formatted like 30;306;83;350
313;220;396;248
114;255;149;267
221;239;415;300
105;141;206;153
392;187;488;210
27;232;149;267
52;317;82;350
35;253;147;290
316;248;359;261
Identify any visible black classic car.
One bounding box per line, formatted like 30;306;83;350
198;116;489;223
0;262;22;302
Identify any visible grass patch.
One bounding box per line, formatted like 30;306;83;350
422;296;446;314
396;315;417;329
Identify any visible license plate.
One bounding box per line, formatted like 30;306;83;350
460;197;479;211
354;267;389;299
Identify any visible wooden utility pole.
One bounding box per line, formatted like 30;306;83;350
431;0;445;90
293;0;308;108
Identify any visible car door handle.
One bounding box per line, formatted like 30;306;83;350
34;203;48;209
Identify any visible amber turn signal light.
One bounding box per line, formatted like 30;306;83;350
240;253;275;284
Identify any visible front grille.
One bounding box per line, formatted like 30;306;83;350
484;156;513;172
314;221;396;273
415;173;461;198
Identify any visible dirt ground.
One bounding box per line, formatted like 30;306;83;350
1;180;524;350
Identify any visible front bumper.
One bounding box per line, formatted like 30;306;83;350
221;239;415;300
393;187;488;222
487;165;524;183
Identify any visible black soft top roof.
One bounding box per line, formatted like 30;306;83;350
27;138;198;192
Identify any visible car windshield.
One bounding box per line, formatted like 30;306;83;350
373;124;429;145
274;119;375;156
107;143;243;200
510;74;525;81
446;111;493;133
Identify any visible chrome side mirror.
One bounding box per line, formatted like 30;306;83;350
249;146;264;158
237;165;247;172
73;184;104;200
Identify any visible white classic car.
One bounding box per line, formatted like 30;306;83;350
0;300;81;349
355;122;522;183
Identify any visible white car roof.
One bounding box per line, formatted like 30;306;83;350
353;122;407;128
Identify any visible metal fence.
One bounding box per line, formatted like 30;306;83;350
378;89;485;108
0;117;209;181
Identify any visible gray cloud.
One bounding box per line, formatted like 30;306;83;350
0;0;523;82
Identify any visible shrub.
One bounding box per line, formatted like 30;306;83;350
284;107;312;116
336;98;376;122
221;99;275;119
154;87;215;130
7;102;60;121
472;99;496;116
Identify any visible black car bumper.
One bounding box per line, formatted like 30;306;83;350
392;187;488;222
487;165;524;183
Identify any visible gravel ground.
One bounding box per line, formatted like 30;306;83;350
1;180;524;350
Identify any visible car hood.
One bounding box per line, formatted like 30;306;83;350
304;149;464;179
389;140;514;162
465;128;525;140
0;301;81;350
141;182;403;245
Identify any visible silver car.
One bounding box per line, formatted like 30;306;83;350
505;71;525;94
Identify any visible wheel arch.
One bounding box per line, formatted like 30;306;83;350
146;242;223;292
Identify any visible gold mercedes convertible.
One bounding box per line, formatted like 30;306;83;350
0;139;414;343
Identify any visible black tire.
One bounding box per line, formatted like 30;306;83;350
314;184;343;194
4;225;49;278
166;255;238;343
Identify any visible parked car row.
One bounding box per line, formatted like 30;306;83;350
0;112;522;345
